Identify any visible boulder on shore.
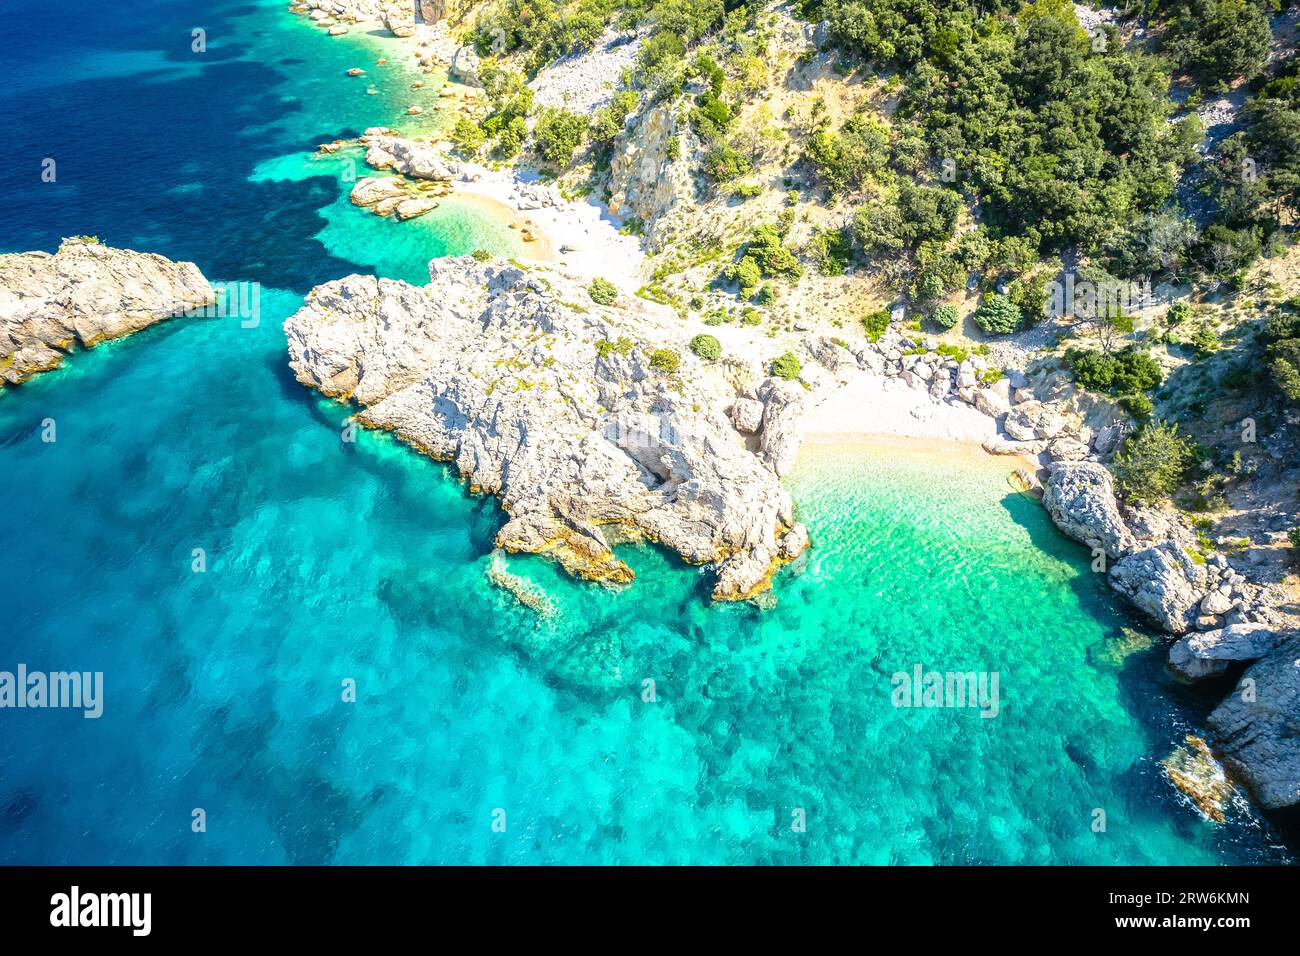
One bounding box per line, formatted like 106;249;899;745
1168;623;1289;681
1041;460;1134;560
1108;540;1207;634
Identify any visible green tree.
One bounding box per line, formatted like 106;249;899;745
930;304;959;330
450;116;486;155
1112;421;1195;504
972;295;1023;335
726;256;762;297
532;108;588;167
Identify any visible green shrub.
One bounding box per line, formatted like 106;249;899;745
595;336;634;359
471;249;492;262
862;309;891;342
744;225;803;280
1166;301;1193;325
590;90;639;150
703;143;752;182
805;112;892;195
450;116;486;155
725;256;762;298
1189;323;1221;356
1119;393;1154;421
532;108;588;167
587;277;619;305
810;227;854;276
930;304;959;330
689;333;722;360
852;182;962;257
972;295;1023;335
1066;348;1163;395
770;351;802;380
690;91;733;138
1112;421;1195;504
1288;526;1300;550
1266;308;1300;402
649;348;681;373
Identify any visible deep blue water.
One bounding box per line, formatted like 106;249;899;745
0;0;1295;864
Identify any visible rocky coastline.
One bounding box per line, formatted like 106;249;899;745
278;1;1300;815
0;238;214;389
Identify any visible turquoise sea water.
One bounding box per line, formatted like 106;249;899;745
0;0;1295;864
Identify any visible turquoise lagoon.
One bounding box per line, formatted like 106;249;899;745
0;0;1294;864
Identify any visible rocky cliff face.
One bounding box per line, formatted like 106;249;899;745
0;239;214;388
606;102;695;250
1207;639;1300;810
284;256;808;600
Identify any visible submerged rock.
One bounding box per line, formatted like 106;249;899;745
284;257;808;600
1207;639;1300;809
485;549;556;618
0;238;214;388
1162;735;1234;823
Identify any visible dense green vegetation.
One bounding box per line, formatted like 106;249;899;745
465;0;1300;405
533;108;589;166
1066;348;1163;395
1112;420;1196;503
1265;302;1300;402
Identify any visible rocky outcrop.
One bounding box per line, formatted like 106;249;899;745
607;102;695;250
284;256;808;600
1108;541;1207;635
756;378;805;477
1041;461;1134;559
449;44;481;87
364;134;460;182
1207;639;1300;809
1168;623;1289;681
0;238;214;388
1162;735;1235;823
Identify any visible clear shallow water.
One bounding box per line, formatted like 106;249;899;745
0;0;1295;864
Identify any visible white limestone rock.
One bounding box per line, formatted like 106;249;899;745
0;238;214;388
1042;461;1135;560
1168;623;1289;681
1109;540;1208;635
284;257;808;601
1207;639;1300;809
